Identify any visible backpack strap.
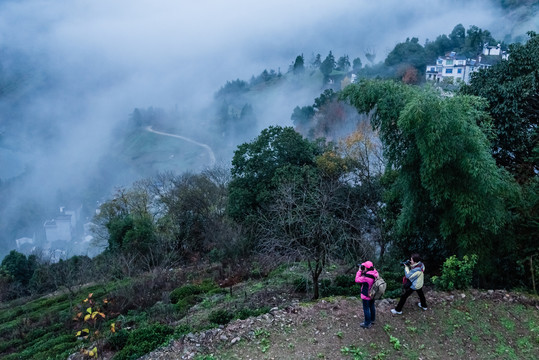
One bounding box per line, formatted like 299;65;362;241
363;273;376;280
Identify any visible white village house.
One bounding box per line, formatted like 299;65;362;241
43;206;81;249
426;44;508;84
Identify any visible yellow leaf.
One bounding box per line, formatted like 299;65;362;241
86;307;92;314
82;328;89;334
103;299;109;304
84;314;91;322
76;331;81;336
99;312;106;318
111;323;116;333
91;312;97;320
88;350;94;357
83;298;88;303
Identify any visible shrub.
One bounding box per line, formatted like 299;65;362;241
113;323;173;360
235;306;270;320
292;277;311;292
319;279;331;290
320;283;362;297
107;329;130;351
169;284;202;304
174;324;193;337
169;280;217;304
174;295;200;316
432;254;478;291
0;339;23;353
208;309;234;325
334;274;355;288
198;279;218;293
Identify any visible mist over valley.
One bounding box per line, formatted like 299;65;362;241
0;0;537;259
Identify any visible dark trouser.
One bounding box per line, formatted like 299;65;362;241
362;299;376;325
395;287;427;312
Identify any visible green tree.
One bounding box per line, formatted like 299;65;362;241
461;32;539;288
311;53;322;68
341;80;516;274
336;55;351;72
320;51;336;78
313;89;337;110
228;126;322;224
352;57;362;72
384;37;426;78
93;185;156;257
291;105;315;127
1;250;35;286
424;34;453;63
449;24;466;49
461;31;539;182
293;54;305;74
463;25;496;57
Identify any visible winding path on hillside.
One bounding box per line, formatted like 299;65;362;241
145;126;216;167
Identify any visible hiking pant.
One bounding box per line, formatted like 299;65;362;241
395;287;427;312
362;299;376;325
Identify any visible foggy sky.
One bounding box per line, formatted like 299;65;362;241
0;0;537;256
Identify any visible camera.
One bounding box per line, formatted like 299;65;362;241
357;263;366;271
400;259;411;266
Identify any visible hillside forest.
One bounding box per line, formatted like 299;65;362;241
0;23;538;360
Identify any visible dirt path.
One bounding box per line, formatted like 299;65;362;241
145;126;216;166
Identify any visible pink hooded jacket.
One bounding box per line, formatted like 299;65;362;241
355;261;379;300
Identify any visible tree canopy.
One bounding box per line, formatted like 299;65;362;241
228;126;323;222
461;31;539;183
341;80;516;271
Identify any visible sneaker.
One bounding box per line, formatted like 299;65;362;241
417;302;428;311
391;309;402;315
360;322;372;329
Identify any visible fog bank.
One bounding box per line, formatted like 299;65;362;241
0;0;537;257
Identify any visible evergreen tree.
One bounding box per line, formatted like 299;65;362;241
293;54;305;74
320;51;336;77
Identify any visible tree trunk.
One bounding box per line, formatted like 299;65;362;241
312;272;320;300
309;259;323;300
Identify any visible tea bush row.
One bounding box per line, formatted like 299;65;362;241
112;323;174;360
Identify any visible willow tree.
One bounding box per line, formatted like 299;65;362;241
341;80;516;273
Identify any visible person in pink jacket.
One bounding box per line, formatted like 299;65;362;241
355;260;379;329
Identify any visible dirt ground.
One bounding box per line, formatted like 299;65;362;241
139;289;539;360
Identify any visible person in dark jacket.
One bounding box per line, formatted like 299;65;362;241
391;253;428;315
355;261;379;328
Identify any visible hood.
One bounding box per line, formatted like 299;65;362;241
361;261;374;269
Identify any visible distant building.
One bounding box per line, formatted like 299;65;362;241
43;207;80;247
482;43;508;59
425;48;507;84
15;237;34;249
